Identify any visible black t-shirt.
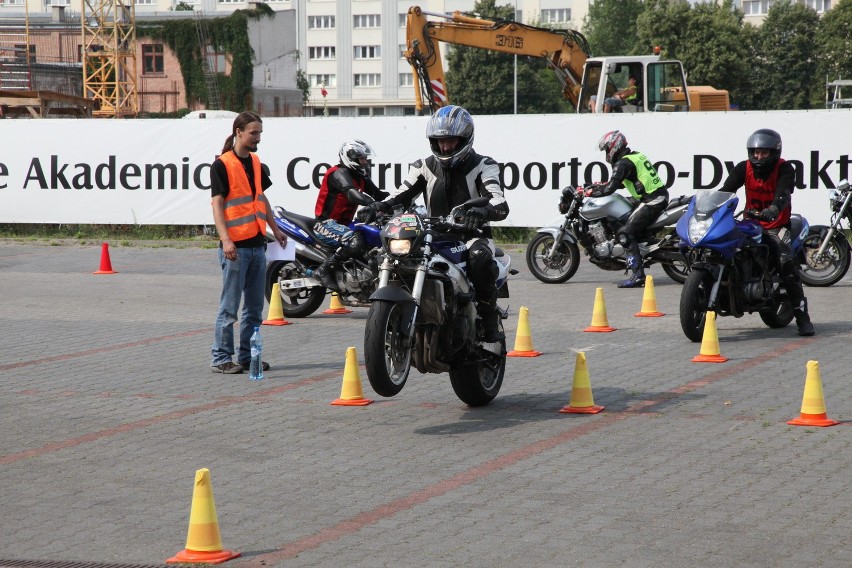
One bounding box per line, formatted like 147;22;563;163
211;152;272;248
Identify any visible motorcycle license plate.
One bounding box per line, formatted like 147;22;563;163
279;277;321;290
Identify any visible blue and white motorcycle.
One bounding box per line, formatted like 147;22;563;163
363;197;515;406
265;190;384;318
677;190;809;342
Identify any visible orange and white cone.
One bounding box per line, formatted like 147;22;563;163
331;347;373;406
262;283;292;326
787;360;839;427
559;351;604;414
692;311;728;363
323;292;352;315
634;275;664;317
508;306;542;357
167;468;240;564
584;287;616;332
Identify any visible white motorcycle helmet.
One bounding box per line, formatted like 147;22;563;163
338;139;375;177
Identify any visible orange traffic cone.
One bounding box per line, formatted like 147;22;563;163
508;306;542;357
559;351;604;414
787;360;839;427
167;468;240;565
331;347;373;406
323;292;352;315
691;311;728;363
93;242;117;274
635;275;664;317
584;287;616;332
262;283;292;326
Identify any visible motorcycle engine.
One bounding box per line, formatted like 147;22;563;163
588;222;625;258
588;222;608;244
342;266;372;292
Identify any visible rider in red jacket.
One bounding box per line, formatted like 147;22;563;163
718;128;814;336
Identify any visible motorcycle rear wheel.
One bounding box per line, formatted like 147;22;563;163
680;268;712;342
525;233;580;284
758;294;794;328
265;260;326;318
799;230;851;287
364;300;412;397
448;330;506;406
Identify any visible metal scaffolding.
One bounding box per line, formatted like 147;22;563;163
81;0;138;117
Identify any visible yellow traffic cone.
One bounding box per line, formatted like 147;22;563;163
262;283;292;326
559;351;604;414
331;347;373;406
634;275;664;317
584;287;616;332
787;360;839;427
508;306;542;357
323;292;352;315
692;311;728;363
167;468;240;564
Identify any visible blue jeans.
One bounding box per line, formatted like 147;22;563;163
211;245;266;366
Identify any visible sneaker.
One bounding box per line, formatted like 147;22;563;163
211;362;243;374
239;361;271;371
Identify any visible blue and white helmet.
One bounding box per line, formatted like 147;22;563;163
426;105;474;168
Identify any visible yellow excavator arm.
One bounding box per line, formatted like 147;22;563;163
405;6;590;113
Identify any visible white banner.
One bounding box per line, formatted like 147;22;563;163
1;110;849;226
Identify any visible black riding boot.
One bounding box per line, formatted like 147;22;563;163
477;300;501;343
618;254;646;288
307;257;338;289
793;298;815;337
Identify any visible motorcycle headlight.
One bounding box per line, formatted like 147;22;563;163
388;239;412;255
688;216;713;245
829;189;844;212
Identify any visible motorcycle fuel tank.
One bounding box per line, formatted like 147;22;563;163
580;194;632;222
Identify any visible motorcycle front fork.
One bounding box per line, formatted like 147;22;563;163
547;225;568;259
814;225;840;259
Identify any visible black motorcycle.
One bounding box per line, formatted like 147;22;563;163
799;179;851;287
526;185;691;284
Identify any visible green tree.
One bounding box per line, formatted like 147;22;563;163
582;0;645;56
444;0;567;114
751;0;820;110
815;0;852;104
636;0;692;58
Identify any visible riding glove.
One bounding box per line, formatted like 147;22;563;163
464;207;489;231
759;204;779;222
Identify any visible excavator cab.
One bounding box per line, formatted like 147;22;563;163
579;56;691;114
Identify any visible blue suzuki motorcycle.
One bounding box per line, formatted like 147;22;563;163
265;190;384;318
676;190;809;342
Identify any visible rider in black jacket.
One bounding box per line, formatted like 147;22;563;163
364;105;510;342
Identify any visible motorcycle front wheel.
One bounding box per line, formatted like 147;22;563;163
799;230;851;287
265;260;326;318
680;268;713;342
525;233;580;284
449;333;506;407
364;300;413;397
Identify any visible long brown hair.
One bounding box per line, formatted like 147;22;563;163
221;111;263;154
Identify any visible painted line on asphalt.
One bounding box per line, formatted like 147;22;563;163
240;336;819;566
0;371;341;465
0;328;212;372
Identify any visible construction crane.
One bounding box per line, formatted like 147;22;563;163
81;0;139;118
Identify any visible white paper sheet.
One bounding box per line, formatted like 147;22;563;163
266;239;296;261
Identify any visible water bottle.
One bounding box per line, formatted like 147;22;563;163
249;327;263;380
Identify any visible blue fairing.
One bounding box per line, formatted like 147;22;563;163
432;237;469;268
676;191;747;260
351;222;383;248
274;216;314;245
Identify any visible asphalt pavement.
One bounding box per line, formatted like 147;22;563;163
0;241;849;568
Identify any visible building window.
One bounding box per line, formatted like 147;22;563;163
399;44;407;59
134;0;155;5
353;45;381;59
308;15;335;29
804;0;831;12
308;46;336;60
47;0;72;5
742;0;773;15
398;13;407;27
142;44;164;74
309;74;336;87
14;44;36;63
357;107;386;117
354;73;381;87
353;14;381;28
313;107;339;117
399;73;413;87
540;8;571;24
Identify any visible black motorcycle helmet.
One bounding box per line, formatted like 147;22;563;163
746;128;782;175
